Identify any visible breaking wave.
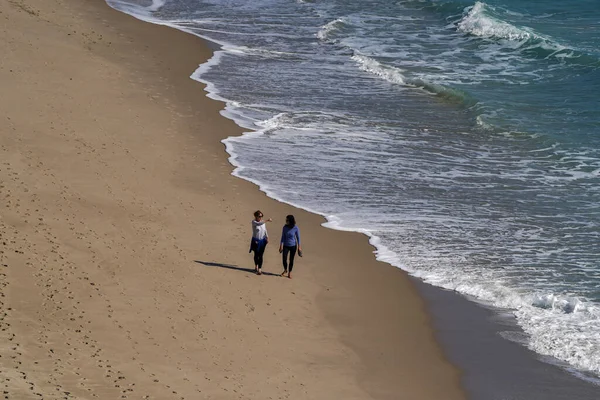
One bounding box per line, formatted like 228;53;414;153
352;54;476;106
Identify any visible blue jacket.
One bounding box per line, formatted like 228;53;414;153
249;237;268;253
280;225;300;247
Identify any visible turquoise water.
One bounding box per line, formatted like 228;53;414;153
107;0;600;381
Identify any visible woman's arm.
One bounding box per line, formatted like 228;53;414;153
279;226;286;253
252;218;272;227
296;227;301;250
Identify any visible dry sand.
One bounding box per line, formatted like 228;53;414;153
0;0;466;398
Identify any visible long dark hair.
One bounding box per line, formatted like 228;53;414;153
285;214;296;227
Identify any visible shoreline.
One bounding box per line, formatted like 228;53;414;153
0;0;466;399
416;279;600;400
130;1;600;391
91;2;600;398
107;3;600;398
102;2;600;399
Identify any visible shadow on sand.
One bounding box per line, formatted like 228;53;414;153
194;260;280;277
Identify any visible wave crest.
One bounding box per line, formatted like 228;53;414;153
352;54;475;106
532;293;592;314
457;2;535;41
455;2;600;67
148;0;166;12
106;0;166;20
351;54;407;84
317;18;348;41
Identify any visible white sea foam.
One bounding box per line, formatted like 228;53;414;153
352;54;474;105
383;249;600;376
456;1;573;61
476;115;495;130
148;0;165;12
457;2;536;41
254;113;301;134
317;18;346;41
352;54;408;85
220;46;302;60
105;0;164;21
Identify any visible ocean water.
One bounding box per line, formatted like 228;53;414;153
106;0;600;382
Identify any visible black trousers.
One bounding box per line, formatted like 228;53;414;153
253;240;267;268
282;245;297;272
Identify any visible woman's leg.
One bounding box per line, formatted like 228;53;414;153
254;241;266;274
287;245;297;272
257;242;266;269
282;246;290;271
253;248;260;269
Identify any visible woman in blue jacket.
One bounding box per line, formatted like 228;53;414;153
279;214;302;279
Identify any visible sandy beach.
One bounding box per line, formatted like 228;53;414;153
0;0;465;398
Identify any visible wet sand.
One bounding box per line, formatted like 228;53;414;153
0;0;465;398
417;280;600;400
